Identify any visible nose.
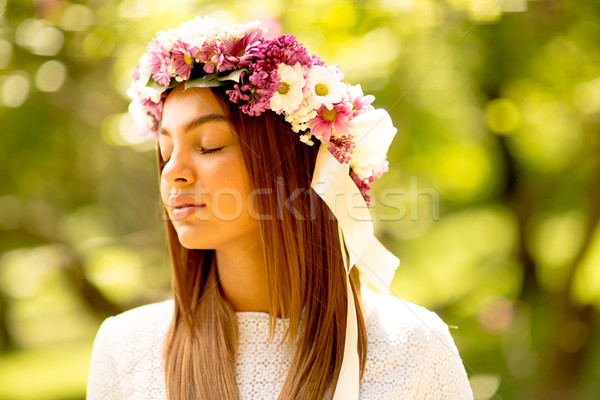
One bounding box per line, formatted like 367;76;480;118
161;148;196;185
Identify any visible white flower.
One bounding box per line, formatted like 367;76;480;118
348;83;364;98
139;86;164;103
136;53;152;85
128;98;155;138
270;63;305;114
129;71;165;103
155;29;178;52
166;64;177;75
306;65;346;109
349;109;397;180
175;16;222;48
227;20;264;40
126;86;137;102
299;133;314;146
347;83;374;110
284;98;317;133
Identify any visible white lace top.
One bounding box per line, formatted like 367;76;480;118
86;288;473;399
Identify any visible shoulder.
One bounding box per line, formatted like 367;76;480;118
360;288;448;344
359;287;449;364
97;299;174;340
92;299;174;367
359;288;473;399
87;300;174;399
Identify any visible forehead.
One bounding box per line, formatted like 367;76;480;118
160;86;225;131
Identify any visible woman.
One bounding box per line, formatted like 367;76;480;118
86;17;473;400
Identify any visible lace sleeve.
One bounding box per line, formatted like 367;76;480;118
415;313;473;400
86;316;121;400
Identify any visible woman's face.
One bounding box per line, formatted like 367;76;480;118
158;86;260;249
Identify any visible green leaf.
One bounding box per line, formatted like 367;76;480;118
144;76;168;92
144;75;178;91
216;68;247;83
184;68;248;90
184;73;221;89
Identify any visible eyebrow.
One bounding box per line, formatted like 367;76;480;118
158;113;228;136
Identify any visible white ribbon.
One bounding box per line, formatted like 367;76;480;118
310;143;400;399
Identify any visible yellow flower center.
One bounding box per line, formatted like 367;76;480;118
321;107;337;122
183;54;193;66
278;82;290;95
315;83;329;96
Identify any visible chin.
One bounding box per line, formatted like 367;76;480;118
179;238;215;250
175;228;217;250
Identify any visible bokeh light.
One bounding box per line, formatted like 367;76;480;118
1;71;30;107
15;18;64;56
35;60;67;92
0;39;12;69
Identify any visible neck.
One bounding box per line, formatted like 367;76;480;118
214;239;270;313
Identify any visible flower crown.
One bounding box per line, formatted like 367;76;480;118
127;17;397;205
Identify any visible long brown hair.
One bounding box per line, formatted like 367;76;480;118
159;87;367;399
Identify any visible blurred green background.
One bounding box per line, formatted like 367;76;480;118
1;0;599;399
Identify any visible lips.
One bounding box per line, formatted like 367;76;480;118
168;195;206;220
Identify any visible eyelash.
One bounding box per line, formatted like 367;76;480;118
160;146;224;169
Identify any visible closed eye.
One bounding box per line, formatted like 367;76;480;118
199;146;224;154
159;146;225;169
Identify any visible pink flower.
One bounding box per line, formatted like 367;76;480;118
348;84;375;117
252;34;313;73
147;38;173;86
350;171;375;207
196;40;220;73
132;64;140;81
171;40;199;80
226;72;275;116
308;100;353;143
327;133;355;164
141;96;165;121
219;30;263;71
225;34;315;117
195;30;263;74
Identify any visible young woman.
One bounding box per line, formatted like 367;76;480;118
86;17;473;400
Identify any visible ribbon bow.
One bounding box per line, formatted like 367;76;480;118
311;144;400;399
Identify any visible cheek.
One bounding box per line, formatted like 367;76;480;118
160;178;170;203
208;152;253;217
